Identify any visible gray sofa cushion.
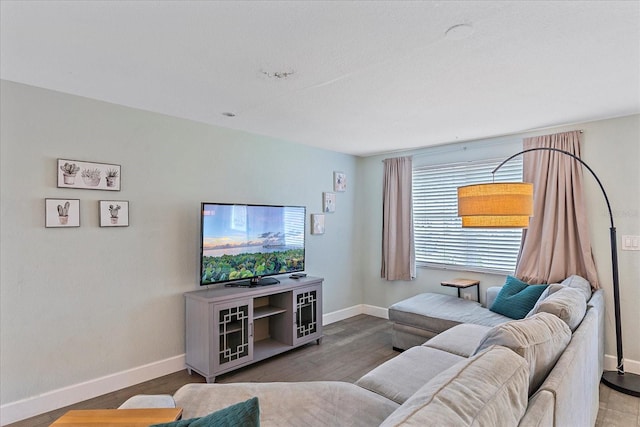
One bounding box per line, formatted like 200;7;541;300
474;312;571;395
388;293;510;336
533;286;587;331
355;346;464;404
525;284;564;317
380;345;529;427
561;274;592;301
422;323;491;358
173;382;399;426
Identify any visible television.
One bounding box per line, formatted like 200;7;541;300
200;203;306;286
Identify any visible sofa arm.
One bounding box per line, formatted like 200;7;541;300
485;287;502;308
518;390;554;427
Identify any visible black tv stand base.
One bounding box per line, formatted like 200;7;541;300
225;277;281;288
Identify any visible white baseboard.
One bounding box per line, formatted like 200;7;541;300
362;304;389;319
322;303;388;325
604;354;640;375
322;304;364;324
0;355;185;426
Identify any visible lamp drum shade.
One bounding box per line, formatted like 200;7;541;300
458;183;533;228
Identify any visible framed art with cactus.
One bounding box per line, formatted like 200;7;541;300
99;200;129;227
311;214;325;235
45;199;80;228
57;159;121;191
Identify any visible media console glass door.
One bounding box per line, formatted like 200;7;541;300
293;287;321;346
213;299;254;372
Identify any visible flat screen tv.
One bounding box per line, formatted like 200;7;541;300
200;203;305;286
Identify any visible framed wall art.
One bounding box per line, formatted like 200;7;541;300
99;201;129;227
58;159;121;191
311;214;325;235
45;199;80;228
323;192;336;213
334;171;347;192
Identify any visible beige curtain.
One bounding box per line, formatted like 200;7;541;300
381;156;415;281
515;130;599;288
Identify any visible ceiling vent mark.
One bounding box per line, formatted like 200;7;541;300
261;70;296;79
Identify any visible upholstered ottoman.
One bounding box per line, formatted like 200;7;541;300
388;293;510;350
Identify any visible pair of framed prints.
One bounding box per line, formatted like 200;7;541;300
45;199;129;228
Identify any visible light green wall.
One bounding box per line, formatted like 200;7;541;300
2;79;639;409
0;81;358;404
356;114;640;369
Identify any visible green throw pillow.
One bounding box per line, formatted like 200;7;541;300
490;276;548;320
151;397;260;427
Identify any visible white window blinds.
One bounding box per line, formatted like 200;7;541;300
412;157;523;273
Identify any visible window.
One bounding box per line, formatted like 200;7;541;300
412;157;523;273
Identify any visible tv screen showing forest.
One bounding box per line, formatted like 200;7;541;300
200;203;305;285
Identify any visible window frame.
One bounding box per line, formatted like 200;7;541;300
412;157;524;274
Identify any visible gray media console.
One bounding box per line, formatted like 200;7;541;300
184;276;323;382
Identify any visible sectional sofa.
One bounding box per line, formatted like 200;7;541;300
132;275;603;426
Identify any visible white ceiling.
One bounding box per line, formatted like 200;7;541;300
2;1;639;157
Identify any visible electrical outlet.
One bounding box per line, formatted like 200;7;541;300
463;293;471;300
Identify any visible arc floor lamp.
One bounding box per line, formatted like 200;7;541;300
457;147;640;397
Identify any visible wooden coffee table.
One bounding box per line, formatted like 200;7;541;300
50;408;182;426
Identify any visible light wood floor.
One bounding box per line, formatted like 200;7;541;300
7;314;640;426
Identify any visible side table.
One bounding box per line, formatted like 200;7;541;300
440;278;480;302
50;408;183;426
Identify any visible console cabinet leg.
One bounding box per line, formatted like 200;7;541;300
206;375;216;384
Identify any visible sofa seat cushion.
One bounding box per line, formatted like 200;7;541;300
474;312;571;395
388;293;510;336
173;382;399;427
422;323;491;358
356;346;464;404
380;345;529;427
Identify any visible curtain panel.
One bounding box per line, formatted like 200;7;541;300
381;156;416;281
515;130;599;288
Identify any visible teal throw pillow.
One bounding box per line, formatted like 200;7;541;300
151;396;259;427
490;276;548;320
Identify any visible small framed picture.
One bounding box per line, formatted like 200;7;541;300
311;214;325;235
99;201;129;227
323;192;336;213
334;171;346;192
45;199;80;228
58;159;121;191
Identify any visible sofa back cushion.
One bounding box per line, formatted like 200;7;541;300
380;345;528;427
474;312;571;395
532;286;587;331
561;275;592;301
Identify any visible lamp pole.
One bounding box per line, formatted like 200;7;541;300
493;147;639;397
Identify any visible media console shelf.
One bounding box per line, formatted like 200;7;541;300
184;276;323;383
